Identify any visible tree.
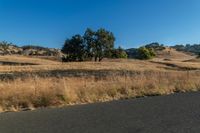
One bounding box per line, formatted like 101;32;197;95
83;28;96;60
84;28;115;62
62;28;116;62
137;47;156;60
61;34;85;62
95;28;115;61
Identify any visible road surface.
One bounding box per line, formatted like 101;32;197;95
0;92;200;133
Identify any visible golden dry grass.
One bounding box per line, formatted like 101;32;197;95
0;54;198;73
0;55;60;65
0;70;200;112
0;55;200;112
0;58;199;73
155;47;194;61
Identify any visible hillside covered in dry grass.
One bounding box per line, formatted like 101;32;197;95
0;49;199;112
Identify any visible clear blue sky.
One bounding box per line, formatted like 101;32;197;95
0;0;200;48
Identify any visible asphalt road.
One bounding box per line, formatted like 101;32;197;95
1;92;200;133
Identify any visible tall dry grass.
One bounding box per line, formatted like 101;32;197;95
0;56;200;112
0;70;200;112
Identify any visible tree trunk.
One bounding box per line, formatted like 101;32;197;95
99;57;103;62
95;56;98;62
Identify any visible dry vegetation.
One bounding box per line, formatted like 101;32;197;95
0;54;200;112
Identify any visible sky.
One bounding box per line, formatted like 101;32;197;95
0;0;200;49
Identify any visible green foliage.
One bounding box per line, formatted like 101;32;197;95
61;34;85;62
137;47;156;60
62;28;116;62
83;28;96;60
83;28;115;61
126;42;163;59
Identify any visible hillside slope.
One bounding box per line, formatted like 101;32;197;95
0;42;63;57
155;47;195;61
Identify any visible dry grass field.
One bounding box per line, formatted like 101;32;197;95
0;53;200;112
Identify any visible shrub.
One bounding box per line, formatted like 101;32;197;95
137;47;156;60
111;47;128;59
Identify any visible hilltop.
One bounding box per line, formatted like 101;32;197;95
171;44;200;55
0;41;63;57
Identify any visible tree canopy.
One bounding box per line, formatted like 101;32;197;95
83;28;115;61
62;28;116;62
61;34;85;62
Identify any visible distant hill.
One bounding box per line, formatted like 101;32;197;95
126;42;166;58
1;41;198;61
125;48;139;58
126;42;195;61
171;44;200;55
0;41;63;57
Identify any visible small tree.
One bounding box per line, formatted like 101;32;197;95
137;47;156;60
61;34;85;62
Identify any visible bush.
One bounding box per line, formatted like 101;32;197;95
137;47;156;60
111;47;128;59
